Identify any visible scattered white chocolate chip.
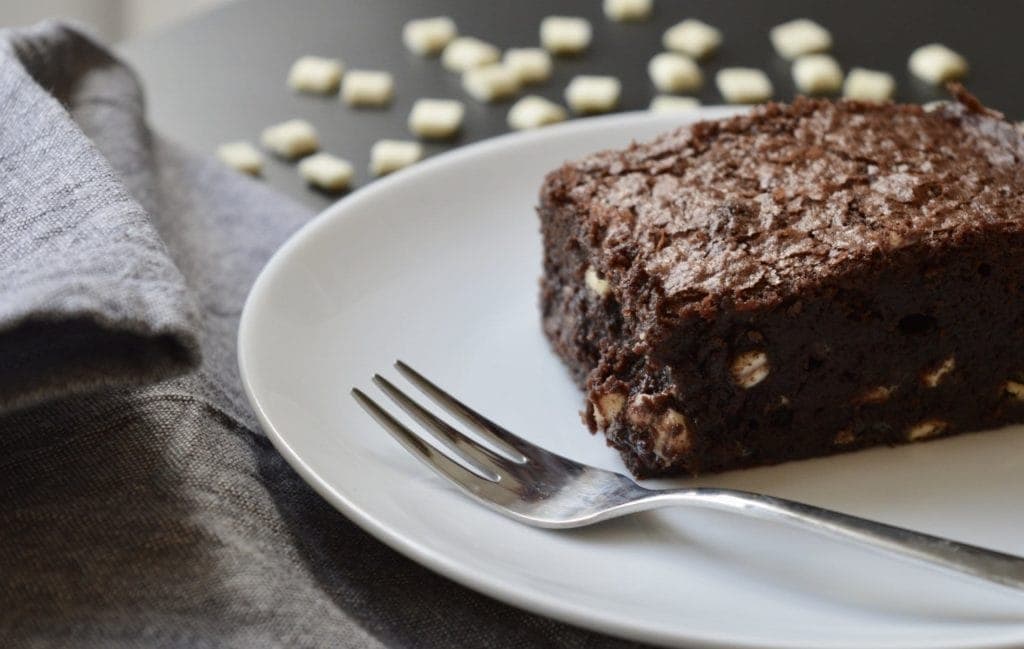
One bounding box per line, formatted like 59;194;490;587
731;351;770;388
1005;381;1024;399
770;19;832;59
441;36;500;72
402;16;458;56
647;52;703;93
507;95;567;130
341;70;394;107
649;95;701;113
297;152;354;192
287;55;344;94
584;266;611;297
921;356;955;388
540;16;592;55
369;139;424;176
843;67;896;101
593;392;626;429
565;75;621;114
662;19;722;59
216;141;264;175
908;43;968;84
854;386;893;406
834;429;855;445
408;98;465;138
715;67;773;104
906;419;949;441
462;63;520;102
260;119;319;159
503;48;553;85
603;0;652;22
792;54;843;94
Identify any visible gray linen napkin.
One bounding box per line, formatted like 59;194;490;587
0;22;642;649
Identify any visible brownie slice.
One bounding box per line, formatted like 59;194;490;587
539;87;1024;478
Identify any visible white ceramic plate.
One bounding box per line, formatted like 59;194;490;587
238;108;1024;649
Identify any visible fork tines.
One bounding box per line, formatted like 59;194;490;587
351;361;530;487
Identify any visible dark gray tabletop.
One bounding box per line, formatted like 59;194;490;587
121;0;1024;213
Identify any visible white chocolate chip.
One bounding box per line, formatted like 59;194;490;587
540;16;592;55
441;36;500;72
369;139;423;176
565;75;621;114
503;48;553;85
909;43;968;84
408;98;465;139
792;54;843;94
593;392;626;429
403;16;458;56
297;152;354;192
507;95;567;130
922;100;950;112
649;95;701;113
1005;381;1024;399
770;19;832;60
603;0;652;22
853;385;893;406
216;141;264;175
287;56;344;94
660;408;688;429
624;395;695;463
659;409;691;437
731;351;770;388
716;68;773;104
653;409;694;460
341;70;394;107
260;119;319;159
843;67;896;102
462;63;520;102
662;19;722;59
625;395;651;427
648;52;703;93
921;356;955;388
584;266;611;297
906;419;949;441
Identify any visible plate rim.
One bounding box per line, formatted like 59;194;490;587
237;108;1024;649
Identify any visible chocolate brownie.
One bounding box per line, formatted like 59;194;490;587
539;87;1024;478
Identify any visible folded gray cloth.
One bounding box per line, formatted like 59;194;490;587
0;22;642;649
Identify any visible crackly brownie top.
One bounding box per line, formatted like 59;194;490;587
547;88;1024;313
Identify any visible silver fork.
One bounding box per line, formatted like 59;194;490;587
352;361;1024;591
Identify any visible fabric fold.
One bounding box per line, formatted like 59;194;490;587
0;21;200;413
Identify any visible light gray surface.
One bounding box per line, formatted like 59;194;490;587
0;21;643;649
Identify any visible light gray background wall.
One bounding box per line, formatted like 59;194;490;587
0;0;226;40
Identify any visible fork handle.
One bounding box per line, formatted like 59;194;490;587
645;488;1024;590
